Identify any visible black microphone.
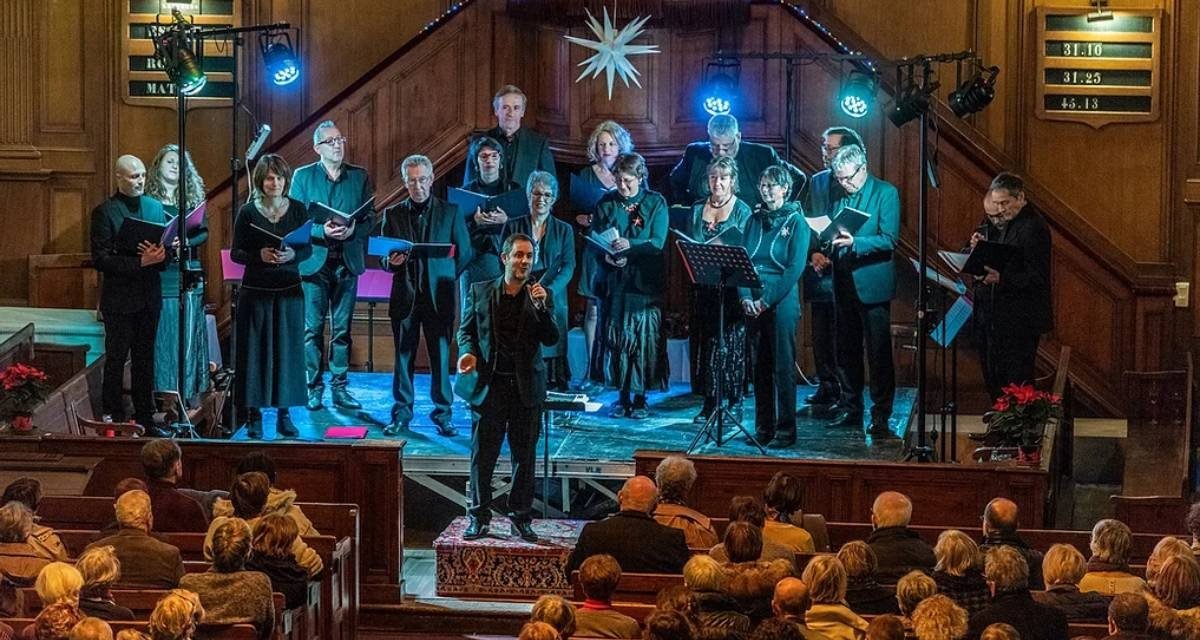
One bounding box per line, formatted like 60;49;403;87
245;124;272;162
527;284;546;311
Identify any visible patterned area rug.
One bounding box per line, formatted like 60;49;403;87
434;516;584;598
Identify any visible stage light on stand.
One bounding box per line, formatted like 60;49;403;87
700;60;740;117
949;64;998;117
260;32;300;86
887;63;938;128
838;70;876;119
153;32;208;96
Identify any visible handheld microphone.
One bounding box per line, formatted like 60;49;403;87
245;124;272;162
527;284;546;311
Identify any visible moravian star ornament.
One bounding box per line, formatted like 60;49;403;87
564;7;659;100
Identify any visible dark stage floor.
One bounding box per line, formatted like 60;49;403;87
233;372;917;463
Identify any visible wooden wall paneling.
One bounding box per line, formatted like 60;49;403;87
534;25;571;138
46;184;88;254
40;0;86;136
0;182;47;305
0;0;36;149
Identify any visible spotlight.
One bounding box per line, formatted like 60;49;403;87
153;33;208;96
948;65;998;117
888;82;936;128
838;70;876;119
1087;0;1113;22
700;60;739;117
260;32;300;86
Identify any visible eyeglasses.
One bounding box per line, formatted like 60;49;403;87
530;191;555;200
405;175;433;186
759;182;785;190
835;164;865;185
317;136;347;147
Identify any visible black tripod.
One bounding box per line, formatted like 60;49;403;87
677;239;763;454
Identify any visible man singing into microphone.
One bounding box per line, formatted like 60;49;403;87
455;233;559;542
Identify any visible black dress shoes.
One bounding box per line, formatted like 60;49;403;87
463;518;489;540
804;386;840;406
827;409;865;429
276;409;299;438
513;520;538;542
767;435;796;449
244;412;263;439
332;387;362;410
305;387;324;411
382;421;408;437
868;419;895;438
435;422;459;437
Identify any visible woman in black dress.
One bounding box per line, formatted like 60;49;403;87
741;165;809;447
593;153;668;419
146;144;210;405
687;156;752;423
574;121;634;390
231;154;311;439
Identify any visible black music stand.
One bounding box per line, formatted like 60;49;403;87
676;240;763;454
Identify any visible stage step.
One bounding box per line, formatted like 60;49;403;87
434;516;583;599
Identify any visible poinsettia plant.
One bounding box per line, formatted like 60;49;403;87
983;383;1063;448
0;362;50;418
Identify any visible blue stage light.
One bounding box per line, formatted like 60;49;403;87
701;72;737;117
839;71;875;119
260;33;300;87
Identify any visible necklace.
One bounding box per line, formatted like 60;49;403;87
708;193;734;210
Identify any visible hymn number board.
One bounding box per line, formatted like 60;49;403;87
121;0;240;107
1035;8;1161;128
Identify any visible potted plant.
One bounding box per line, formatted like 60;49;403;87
978;383;1063;464
0;362;50;434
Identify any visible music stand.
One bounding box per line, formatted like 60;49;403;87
676;240;763;454
220;250;244;435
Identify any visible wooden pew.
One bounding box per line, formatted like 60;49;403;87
570;571;682;604
0;618;259;639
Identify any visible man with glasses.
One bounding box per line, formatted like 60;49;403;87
825;144;899;437
802;127;865;407
290;120;374;413
463;85;556;188
376;155;472;437
667;113;790;208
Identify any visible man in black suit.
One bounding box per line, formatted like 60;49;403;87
90;155;168;433
462;85;556;188
667;113;790;208
376;154;472;436
968;172;1052;400
565;476;691;575
455;233;558;542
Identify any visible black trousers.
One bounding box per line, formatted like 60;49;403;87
810;299;840;392
834;284;895;423
752;292;799;440
390;296;452;427
469;373;541;524
977;328;1040;400
302;262;358;391
101;306;160;425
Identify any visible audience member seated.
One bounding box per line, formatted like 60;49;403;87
139;440;208;532
683;554;750;632
25;601;83;640
95;480;151;537
1144;536;1193;586
179;518;274;639
721;522;795;623
113;631;147;640
3;478;67;561
204;472;322;577
867;493;934;584
966;546;1067;640
643;610;694;640
518;621;562;640
85;490;184;589
1079;519;1146;596
838;541;898;615
910;595;967;640
976;624;1018;640
771;576;831;640
0;502;54;584
865;615;904;640
932;530;989;615
1031;543;1109;622
68;617;113;640
655;585;703;628
802;556;868;640
74;546;135;621
574;554;642;638
1146;554;1200;620
35;562;83;607
147;589;205;640
763;474;816;554
752;618;807;640
710;497;796;565
653;456;719;548
212;452;319;536
245;514;309;609
531;595;577;639
896;570;937;634
978;498;1043;590
565;476;690;574
1104;592;1153;640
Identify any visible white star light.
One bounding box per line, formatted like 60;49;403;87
564;7;659;100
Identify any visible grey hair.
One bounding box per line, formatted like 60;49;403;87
526;170;559;199
831;144;867;173
654;456;698;503
312;120;338;145
707;113;739;139
400;154;433;176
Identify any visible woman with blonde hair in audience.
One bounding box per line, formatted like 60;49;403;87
34;562;83;607
67;617;112;640
1146;536;1194;587
1030;543;1109;621
0;501;53;584
802;555;869;640
838;541;899;615
245;514;308;609
147;589;204;640
931;530;988;615
1151;555;1200;618
682;555;749;631
977;623;1019;640
113;632;147;640
204;472;322;577
1079;519;1146;595
75;546;134;621
27;601;83;640
531;595;577;639
909;594;967;640
180;518;274;639
895;570;937;635
2;479;68;562
519;621;562;640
